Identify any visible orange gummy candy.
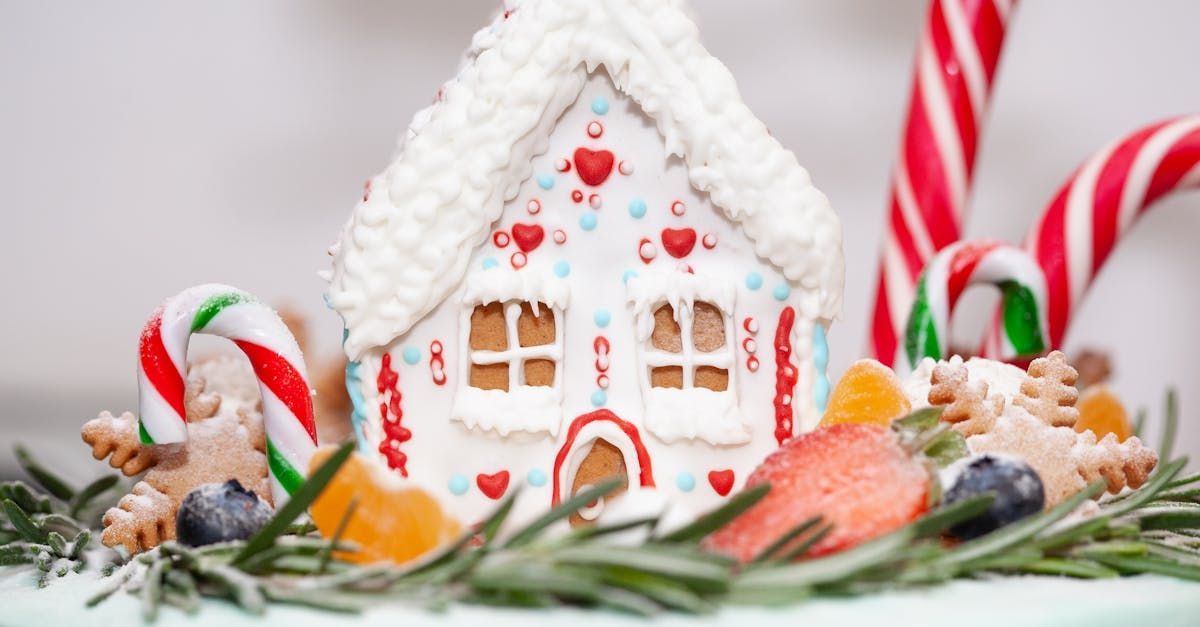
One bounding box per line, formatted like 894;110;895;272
1075;385;1132;442
309;446;462;565
820;359;912;428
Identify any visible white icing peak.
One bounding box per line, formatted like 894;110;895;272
327;0;844;359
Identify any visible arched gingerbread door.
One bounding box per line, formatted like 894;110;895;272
553;410;656;526
568;439;630;526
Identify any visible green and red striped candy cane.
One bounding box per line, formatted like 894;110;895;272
137;284;317;505
903;239;1048;369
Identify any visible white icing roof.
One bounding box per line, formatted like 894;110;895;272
327;0;845;360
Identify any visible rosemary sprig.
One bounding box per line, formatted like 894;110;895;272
21;389;1200;619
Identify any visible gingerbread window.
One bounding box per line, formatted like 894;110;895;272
452;266;570;437
648;302;730;392
627;271;748;446
467;301;560;391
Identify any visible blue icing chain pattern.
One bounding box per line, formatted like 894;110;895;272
591;96;609;115
537;174;555;190
344;360;371;454
813;323;831;415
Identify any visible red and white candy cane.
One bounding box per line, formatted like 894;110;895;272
870;0;1018;367
981;115;1200;359
904;240;1048;369
137;284;317;504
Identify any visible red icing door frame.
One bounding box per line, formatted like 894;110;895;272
552;409;655;506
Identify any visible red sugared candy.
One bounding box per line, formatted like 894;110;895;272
703;423;929;562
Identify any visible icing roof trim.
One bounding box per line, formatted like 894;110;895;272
327;0;844;359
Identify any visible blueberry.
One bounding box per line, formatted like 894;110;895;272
943;454;1044;540
176;480;273;547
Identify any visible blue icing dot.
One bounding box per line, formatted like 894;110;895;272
591;97;610;115
745;272;763;290
773;283;792;301
537;174;555;190
402;346;421;365
553;260;571;277
448;474;469;496
593;308;611;328
482;257;498;270
676;472;696;492
527;469;547;487
628;198;647;218
622;270;638;284
591;389;607;407
579;213;598;231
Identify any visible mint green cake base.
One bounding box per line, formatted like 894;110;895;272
2;566;1197;627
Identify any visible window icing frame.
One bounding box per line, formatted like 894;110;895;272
450;266;570;437
626;270;748;445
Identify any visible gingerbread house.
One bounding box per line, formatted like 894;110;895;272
325;0;844;525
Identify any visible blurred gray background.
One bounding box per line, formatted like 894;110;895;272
2;1;1198;482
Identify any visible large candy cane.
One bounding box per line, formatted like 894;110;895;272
904;239;1048;369
981;115;1200;359
137;284;317;504
870;0;1018;367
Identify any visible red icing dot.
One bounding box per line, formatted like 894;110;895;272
702;233;718;249
747;356;760;373
597;374;610;388
555;158;572;173
492;231;511;248
743;317;759;334
527;199;542;215
553;229;567;244
511;251;528;269
571;189;584;203
743;337;758;354
670;200;686;216
638;238;657;264
618;160;634;175
587;121;604;138
588;193;602;209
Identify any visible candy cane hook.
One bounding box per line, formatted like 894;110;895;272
137;284;317;504
904;240;1049;368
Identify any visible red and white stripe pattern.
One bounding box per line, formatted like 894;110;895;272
870;0;1017;367
137;284;317;504
981;115;1200;358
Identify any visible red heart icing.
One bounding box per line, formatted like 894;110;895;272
477;470;511;500
573;148;614;187
708;469;735;496
510;223;544;253
661;228;697;259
